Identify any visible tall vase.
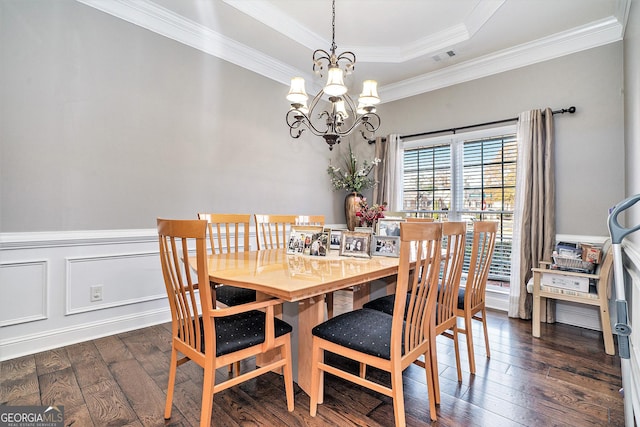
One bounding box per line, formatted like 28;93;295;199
344;192;362;231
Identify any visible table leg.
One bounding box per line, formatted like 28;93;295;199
296;295;325;398
352;283;370;309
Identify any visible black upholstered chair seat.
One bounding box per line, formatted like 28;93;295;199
457;287;466;310
215;284;257;306
312;308;402;360
363;294;399;315
187;311;292;357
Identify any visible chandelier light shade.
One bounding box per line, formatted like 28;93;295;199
285;0;381;150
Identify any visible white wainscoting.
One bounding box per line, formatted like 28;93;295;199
621;240;639;424
0;260;48;327
0;229;170;361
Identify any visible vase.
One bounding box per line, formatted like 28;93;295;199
344;192;362;231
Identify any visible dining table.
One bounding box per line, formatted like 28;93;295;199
192;248;401;397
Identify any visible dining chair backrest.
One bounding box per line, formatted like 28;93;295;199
197;213;251;254
158;219;212;356
254;214;325;250
406;217;435;222
464;221;498;311
436;221;466;328
394;222;443;359
296;215;325;226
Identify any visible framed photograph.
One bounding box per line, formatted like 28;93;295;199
371;235;400;257
329;229;345;250
377;218;405;237
308;231;329;257
287;225;323;255
354;226;374;234
339;231;372;258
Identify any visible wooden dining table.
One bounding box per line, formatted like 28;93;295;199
193;248;401;396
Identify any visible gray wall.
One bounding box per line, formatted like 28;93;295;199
0;1;625;237
626;1;640;231
377;43;625;237
0;0;351;232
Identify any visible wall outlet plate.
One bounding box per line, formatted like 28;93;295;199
90;285;103;302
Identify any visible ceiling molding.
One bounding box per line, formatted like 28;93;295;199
77;0;628;103
380;16;625;102
224;0;505;64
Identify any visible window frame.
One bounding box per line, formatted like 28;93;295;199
401;124;517;291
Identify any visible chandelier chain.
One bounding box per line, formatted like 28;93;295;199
331;0;337;54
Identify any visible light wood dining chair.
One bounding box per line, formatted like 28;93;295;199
197;213;255;307
157;218;294;427
254;214;334;317
456;220;498;374
363;221;466;402
310;222;443;425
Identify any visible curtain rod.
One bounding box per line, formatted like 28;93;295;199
369;106;576;144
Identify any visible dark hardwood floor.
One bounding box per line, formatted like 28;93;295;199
1;291;624;426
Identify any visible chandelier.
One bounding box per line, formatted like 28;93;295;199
285;0;381;151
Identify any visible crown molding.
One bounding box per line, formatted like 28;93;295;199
380;15;626;103
77;0;628;103
224;0;505;64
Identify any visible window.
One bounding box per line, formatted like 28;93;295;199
402;125;517;289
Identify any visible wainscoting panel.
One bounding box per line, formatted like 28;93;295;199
0;260;48;327
622;241;639;425
66;251;165;315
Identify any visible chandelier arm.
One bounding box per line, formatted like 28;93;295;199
285;109;331;138
334;112;381;137
312;49;332;75
341;93;358;112
335;51;356;68
307;90;325;113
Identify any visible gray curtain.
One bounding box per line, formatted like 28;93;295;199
508;108;556;320
373;134;401;210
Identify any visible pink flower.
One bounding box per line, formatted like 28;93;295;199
355;197;387;226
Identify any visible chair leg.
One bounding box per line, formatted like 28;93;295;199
480;308;491;358
390;367;406;427
164;347;178;420
599;300;616;355
309;339;323;417
429;336;441;405
452;326;462;382
424;348;438;422
200;362;216;427
282;338;295;411
465;314;476;375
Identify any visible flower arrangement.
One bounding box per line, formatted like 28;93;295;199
356;197;387;227
327;144;380;193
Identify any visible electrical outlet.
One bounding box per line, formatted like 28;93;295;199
90;285;103;302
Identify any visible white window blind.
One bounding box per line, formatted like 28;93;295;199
402;126;516;282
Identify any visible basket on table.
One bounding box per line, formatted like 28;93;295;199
552;255;595;273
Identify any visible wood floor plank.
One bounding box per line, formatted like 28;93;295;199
82;378;138;426
94;335;134;364
0;355;39;403
38;366;85;408
109;358;168;425
34;347;71;376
